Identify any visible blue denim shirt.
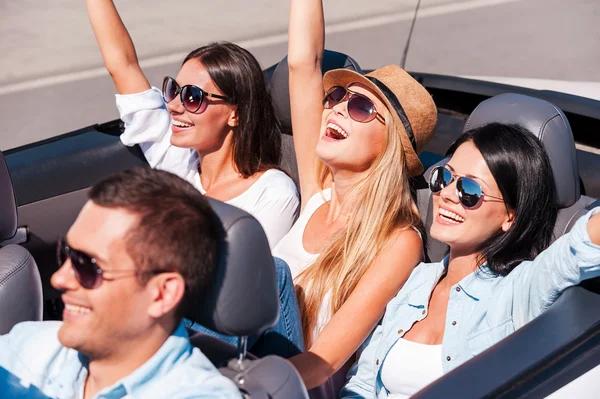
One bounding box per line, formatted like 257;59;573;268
0;320;241;398
342;208;600;398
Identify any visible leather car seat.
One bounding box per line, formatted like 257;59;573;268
185;198;309;399
0;151;43;334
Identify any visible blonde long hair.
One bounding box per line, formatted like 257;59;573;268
296;113;423;346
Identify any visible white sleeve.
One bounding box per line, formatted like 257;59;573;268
246;174;300;249
254;192;300;250
116;87;195;177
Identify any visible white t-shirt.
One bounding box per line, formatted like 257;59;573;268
273;189;332;341
380;338;444;398
116;87;299;248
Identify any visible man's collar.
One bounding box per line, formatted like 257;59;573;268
93;321;192;397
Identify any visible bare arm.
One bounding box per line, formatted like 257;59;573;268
86;0;150;94
288;0;326;210
290;229;422;389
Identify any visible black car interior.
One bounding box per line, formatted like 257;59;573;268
0;49;599;397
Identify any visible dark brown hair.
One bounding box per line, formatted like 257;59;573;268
89;167;222;316
184;42;282;178
447;123;557;276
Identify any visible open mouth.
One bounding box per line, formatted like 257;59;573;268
438;208;465;224
324;122;349;141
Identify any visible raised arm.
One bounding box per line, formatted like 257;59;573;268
86;0;150;94
289;229;422;389
512;207;600;326
288;0;326;209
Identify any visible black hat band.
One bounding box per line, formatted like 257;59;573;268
366;76;416;152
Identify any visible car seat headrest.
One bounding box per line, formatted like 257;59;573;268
268;49;362;135
185;199;279;337
463;93;580;209
0;245;43;334
0;152;17;241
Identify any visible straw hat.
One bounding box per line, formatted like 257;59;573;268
323;65;437;176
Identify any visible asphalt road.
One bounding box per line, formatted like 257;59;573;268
0;0;599;150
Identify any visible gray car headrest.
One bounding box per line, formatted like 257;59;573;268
268;49;362;134
0;245;43;334
463;93;579;208
185;198;279;337
0;152;18;241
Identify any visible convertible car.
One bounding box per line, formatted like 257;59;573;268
0;50;599;398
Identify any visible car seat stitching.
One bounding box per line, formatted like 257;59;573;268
0;249;32;288
562;206;588;237
538;114;560;141
464;101;486;132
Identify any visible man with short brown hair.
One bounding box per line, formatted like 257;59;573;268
0;168;241;398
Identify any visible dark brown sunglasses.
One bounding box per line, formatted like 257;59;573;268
162;76;230;113
57;238;167;289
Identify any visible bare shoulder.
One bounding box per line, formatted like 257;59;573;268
359;226;423;287
385;227;423;253
383;226;423;257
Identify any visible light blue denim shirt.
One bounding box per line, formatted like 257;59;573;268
342;207;600;398
0;320;241;398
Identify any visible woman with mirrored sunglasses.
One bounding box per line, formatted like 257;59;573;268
341;123;600;398
270;0;438;393
86;0;299;250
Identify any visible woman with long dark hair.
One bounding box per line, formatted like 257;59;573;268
87;0;298;248
341;123;600;398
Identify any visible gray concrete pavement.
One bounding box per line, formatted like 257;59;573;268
0;0;599;150
0;0;457;85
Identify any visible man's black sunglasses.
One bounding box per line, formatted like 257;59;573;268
57;238;167;289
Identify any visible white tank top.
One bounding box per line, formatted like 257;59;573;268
272;189;332;340
273;188;423;342
380;338;444;398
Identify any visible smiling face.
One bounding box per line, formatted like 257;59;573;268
166;59;238;156
430;141;514;255
51;202;159;359
316;83;387;175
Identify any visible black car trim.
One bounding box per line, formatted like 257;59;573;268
4;124;147;206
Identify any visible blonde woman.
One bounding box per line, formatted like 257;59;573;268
272;0;438;392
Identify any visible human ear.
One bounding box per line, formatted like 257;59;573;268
501;209;515;233
227;107;239;128
146;273;185;318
